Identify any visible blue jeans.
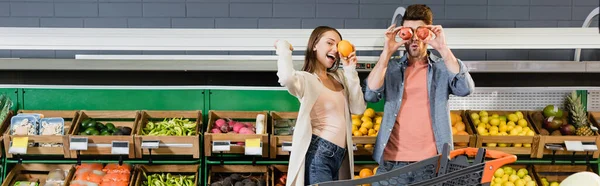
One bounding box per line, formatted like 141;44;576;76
372;161;435;186
304;134;346;185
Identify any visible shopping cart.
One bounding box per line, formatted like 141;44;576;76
311;143;517;186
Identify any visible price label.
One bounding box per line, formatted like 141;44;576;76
565;141;584;152
212;141;231;152
545;144;564;151
245;138;262;156
111;141;130;155
141;140;160;149
282;141;292;152
353;144;357;151
9;137;28;154
70;137;88;151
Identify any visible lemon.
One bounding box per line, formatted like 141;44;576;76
361;121;374;129
352;114;361;120
352;125;359;132
481;116;489;124
364;108;376;118
498;143;508;147
527;131;535;136
490;118;500;126
492;114;499;118
375;116;383;124
374;124;380;131
368;129;377;136
499;125;508;133
352;119;362;126
471;113;480;120
517;119;528;127
473;119;481;125
479;110;489;117
359;127;368;135
523;143;531;147
508;114;519;122
353;131;362;136
361;116;372;123
513;143;523;147
516;111;524;120
487;143;497;147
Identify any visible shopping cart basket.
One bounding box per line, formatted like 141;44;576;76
311;143;517;186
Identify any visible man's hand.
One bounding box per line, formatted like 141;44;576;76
421;25;447;51
383;24;409;54
422;25;460;73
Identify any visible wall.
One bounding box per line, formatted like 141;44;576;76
0;0;598;61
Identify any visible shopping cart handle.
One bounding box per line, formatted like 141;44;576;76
450;147;518;184
449;147;514;160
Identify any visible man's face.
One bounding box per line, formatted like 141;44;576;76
402;20;428;59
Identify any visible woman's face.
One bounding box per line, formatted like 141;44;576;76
313;30;342;69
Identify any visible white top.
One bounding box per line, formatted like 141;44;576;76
275;40;366;186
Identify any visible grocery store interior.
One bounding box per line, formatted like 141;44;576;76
0;1;599;186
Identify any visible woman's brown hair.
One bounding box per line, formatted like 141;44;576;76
302;26;343;73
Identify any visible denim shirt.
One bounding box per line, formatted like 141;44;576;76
364;51;475;165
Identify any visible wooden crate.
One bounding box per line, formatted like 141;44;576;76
351;112;383;156
68;110;140;159
491;164;538;185
0;110;13;159
269;111;296;158
354;164;379;178
529;111;600;158
467;110;541;158
133;164;199;186
531;164;596;186
452;110;477;148
208;165;270;186
3;110;78;158
204;110;270;157
1;164;76;186
134;110;202;158
270;165;288;186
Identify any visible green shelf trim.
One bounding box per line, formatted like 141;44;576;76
205;160;290;165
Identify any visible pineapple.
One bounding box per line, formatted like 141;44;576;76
566;91;594;136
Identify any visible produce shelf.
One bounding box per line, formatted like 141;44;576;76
531;164;597;186
269;111;296;159
3;110;78;159
204;110;269;158
529;111;600;158
0;111;14;160
467;110;541;158
1;164;75;186
133;164;199;186
453;110;477;148
68;110;139;159
351;110;382;156
270;165;287;186
134;110;203;159
207;165;269;186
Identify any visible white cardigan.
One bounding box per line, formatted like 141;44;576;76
275;40;367;186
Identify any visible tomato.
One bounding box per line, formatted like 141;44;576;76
398;27;413;40
416;27;430;40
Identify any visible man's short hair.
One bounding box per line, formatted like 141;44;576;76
401;4;433;25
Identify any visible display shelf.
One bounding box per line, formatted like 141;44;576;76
3;110;78;159
68;110;139;159
204;110;269;158
134;164;199;186
134;110;203;159
529;111;600;159
467;110;541;158
1;164;76;186
269;111;295;159
532;164;597;186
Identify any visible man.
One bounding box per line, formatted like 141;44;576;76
363;4;475;182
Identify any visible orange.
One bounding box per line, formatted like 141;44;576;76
455;122;466;132
337;40;354;57
359;127;368;135
373;167;378;175
353;131;363;136
354;175;360;179
368;129;377;136
457;131;469;135
452;127;458;135
359;168;374;178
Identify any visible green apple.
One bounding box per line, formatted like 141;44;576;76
509;175;520;183
494;168;505;178
523;175;532;182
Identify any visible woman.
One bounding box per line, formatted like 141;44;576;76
274;26;367;186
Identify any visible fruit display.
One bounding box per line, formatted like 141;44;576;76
10;113;66;147
469;110;536;147
70;163;132;186
351;108;381;137
9;168;68;186
77;118;132;136
141;117;197;136
534;91;596;136
353;167;378;186
209;173;267;186
538;177;559;186
273;118;295;136
491;166;536;186
210;118;257;134
451;111;470;146
141;172;195;186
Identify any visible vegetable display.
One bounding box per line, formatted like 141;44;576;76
78;119;132;136
210;118;256;134
141;118;197;136
70;163;131;186
141;172;195;186
210;173;266;186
